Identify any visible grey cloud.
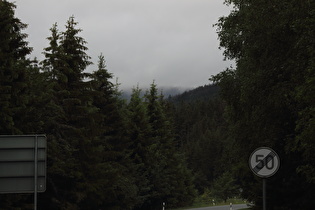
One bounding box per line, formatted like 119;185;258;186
14;0;233;89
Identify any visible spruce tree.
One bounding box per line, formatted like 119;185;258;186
0;0;32;134
85;54;138;209
144;82;195;209
42;23;64;81
127;86;153;208
0;1;47;208
40;16;94;209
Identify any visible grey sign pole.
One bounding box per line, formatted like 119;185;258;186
263;178;266;210
34;135;38;210
249;147;280;210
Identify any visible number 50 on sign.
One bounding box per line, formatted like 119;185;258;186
249;147;280;178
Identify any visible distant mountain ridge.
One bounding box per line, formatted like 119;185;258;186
169;84;219;103
120;84;219;102
120;86;189;101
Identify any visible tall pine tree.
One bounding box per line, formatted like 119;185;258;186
0;1;38;209
0;0;32;134
40;16;94;209
127;86;153;209
86;54;138;209
143;82;195;209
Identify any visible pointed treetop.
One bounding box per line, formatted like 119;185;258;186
97;53;107;71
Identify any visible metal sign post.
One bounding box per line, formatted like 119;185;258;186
249;147;280;210
34;135;38;210
263;178;266;210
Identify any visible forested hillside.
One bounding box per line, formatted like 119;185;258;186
171;85;230;193
169;84;219;104
0;1;196;209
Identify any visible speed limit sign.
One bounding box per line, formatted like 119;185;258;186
249;147;280;178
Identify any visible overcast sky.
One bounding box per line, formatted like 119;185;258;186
14;0;233;89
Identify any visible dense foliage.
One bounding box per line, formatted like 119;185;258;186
171;86;240;202
0;1;196;209
211;0;315;209
2;0;315;209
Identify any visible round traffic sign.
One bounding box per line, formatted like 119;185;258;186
249;147;280;178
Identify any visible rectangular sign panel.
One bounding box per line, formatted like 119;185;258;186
0;135;46;193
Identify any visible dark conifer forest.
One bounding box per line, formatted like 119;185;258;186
1;0;315;209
